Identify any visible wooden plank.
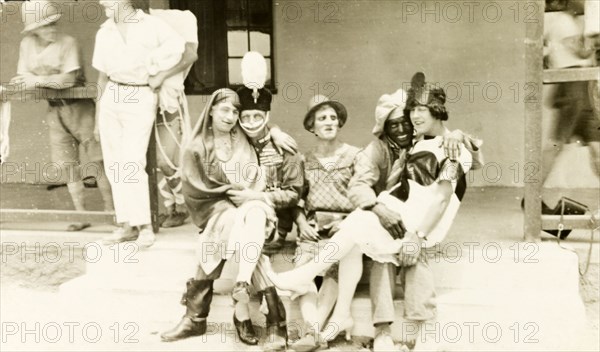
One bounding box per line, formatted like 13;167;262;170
541;215;598;230
543;67;600;83
0;87;99;101
523;0;545;242
0;209;115;223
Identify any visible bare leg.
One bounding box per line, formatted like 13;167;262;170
236;207;267;284
316;278;338;327
298;283;319;327
67;180;86;211
267;229;357;292
541;140;563;185
66;179;92;231
587;142;600;178
321;246;362;341
156;115;188;226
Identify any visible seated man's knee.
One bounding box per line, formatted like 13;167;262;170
244;206;268;224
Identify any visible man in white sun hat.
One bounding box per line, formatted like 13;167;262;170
11;0;114;230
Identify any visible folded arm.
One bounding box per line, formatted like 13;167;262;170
148;42;198;90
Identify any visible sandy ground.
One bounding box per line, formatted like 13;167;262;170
1;187;599;351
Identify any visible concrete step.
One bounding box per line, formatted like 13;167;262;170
82;240;298;282
59;241;587;351
428;242;581;292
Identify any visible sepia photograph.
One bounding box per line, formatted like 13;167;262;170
0;0;599;351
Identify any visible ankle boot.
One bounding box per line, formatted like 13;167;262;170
231;282;258;345
262;286;288;351
161;279;213;342
233;312;259;345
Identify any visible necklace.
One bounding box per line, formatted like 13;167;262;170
214;135;233;162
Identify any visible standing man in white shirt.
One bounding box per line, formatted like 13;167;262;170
93;0;185;246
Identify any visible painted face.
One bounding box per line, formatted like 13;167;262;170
384;114;413;148
409;105;435;137
312;106;339;141
210;101;239;133
240;109;268;137
33;23;58;43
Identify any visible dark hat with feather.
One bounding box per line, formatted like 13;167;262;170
236;52;272;112
405;72;449;121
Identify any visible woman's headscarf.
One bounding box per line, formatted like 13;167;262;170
184;88;241;149
181;89;265;229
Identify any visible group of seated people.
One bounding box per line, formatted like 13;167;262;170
159;67;482;352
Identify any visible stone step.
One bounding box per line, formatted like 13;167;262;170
57;283;586;351
82;240;298;280
81;240;580;292
59;242;587;351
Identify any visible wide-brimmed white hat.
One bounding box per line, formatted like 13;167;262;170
21;0;62;34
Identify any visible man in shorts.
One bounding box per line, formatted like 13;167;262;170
11;0;113;229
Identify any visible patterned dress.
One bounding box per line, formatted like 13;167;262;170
294;143;360;279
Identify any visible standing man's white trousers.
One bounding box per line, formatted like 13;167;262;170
98;82;157;226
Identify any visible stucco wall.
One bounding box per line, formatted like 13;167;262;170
1;0;597;188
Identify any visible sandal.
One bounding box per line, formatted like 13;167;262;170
67;222;92;232
161;211;188;228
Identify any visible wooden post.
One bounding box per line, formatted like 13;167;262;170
523;0;544;242
146;128;160;234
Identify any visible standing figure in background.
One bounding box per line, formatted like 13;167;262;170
543;0;600;197
146;6;199;228
11;0;113;230
93;0;185;247
0;85;11;164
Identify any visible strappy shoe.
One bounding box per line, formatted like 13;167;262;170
321;316;353;342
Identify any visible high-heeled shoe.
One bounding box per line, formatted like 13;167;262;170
292;329;328;352
321;316;353;342
261;256;314;298
374;325;400;352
